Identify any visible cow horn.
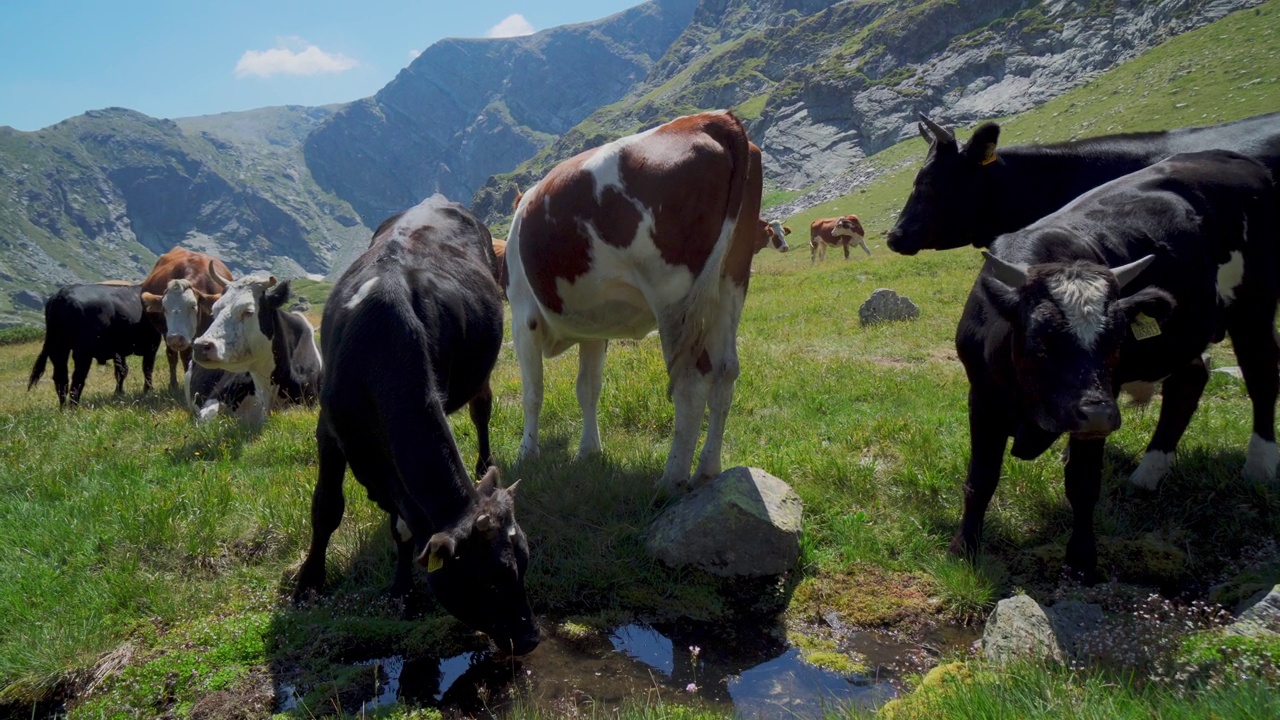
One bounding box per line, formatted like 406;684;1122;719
982;251;1029;288
209;263;233;288
918;113;955;145
918;121;932;144
267;275;278;288
506;479;521;495
1110;254;1156;289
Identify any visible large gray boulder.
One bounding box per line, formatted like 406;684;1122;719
1226;585;1280;638
858;288;920;326
982;595;1104;665
646;467;802;577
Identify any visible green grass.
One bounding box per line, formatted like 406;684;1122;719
2;3;1280;718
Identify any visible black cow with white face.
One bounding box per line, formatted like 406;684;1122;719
955;150;1278;579
28;283;160;406
293;194;537;656
887;111;1280;255
190;273;322;426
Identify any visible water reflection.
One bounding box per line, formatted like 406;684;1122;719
279;621;927;717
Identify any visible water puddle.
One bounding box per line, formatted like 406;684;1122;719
277;621;976;718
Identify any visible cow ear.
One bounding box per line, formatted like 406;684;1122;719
981;274;1021;321
964;123;1001;166
141;292;163;313
782;225;792;235
420;532;456;572
1118;286;1176;325
264;280;291;310
477;465;501;496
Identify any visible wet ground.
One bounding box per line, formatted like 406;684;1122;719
278;621;979;718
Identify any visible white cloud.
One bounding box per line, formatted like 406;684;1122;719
409;49;421;60
235;37;358;79
485;14;535;38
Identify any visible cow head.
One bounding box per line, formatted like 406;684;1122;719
981;251;1172;438
837;215;866;239
421;467;539;655
886;115;1002;255
192;273;290;373
141;276;223;353
756;219;791;254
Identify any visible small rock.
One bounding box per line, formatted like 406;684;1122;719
1213;366;1244;380
645;467;802;578
858;288;919;326
1226;584;1280;638
981;595;1103;665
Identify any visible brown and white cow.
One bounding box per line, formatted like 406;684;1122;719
492;238;509;296
810;215;869;263
758;220;791;254
507;110;767;491
140;248;233;388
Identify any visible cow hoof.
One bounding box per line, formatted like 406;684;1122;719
1242;434;1279;484
1128;450;1172;491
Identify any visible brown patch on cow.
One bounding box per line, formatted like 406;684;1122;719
371;211;406;242
696;349;712;374
492;238;509;294
724;142;765;287
810;215;865;247
517;154;596;314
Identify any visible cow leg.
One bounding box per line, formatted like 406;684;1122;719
1064;436;1105;581
468;379;496;478
514;316;545;461
663;367;710;491
389;514;415;598
166;347;180;388
949;393;1009;558
810;240;819;265
113;354;129;395
575;339;608;459
51;348;71;407
1129;356;1210;490
818;243;827;262
843;241;851;260
858;238;872;257
141;345;157;395
69;348;92;407
691;295;745;485
1228;309;1280;483
295;417;348;601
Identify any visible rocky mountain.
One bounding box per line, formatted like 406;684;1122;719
0;0;1265;325
304;0;699;227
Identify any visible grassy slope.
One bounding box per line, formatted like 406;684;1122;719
0;2;1278;718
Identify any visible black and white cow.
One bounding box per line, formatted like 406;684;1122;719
184;363;258;424
28;283;160;406
294;194;538;655
953;150;1278;579
887;111;1280;254
190;274;321;426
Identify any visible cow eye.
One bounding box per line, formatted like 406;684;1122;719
241;308;254;319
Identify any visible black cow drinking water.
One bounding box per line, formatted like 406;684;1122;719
887;111;1280;255
293;194;538;655
28;283;160;406
953;150;1278;579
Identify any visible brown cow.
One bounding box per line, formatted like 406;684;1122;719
492;238;509;296
140;248;233;388
507;110;768;490
810;215;869;263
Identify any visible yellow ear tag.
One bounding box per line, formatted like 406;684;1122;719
981;147;998;165
426;552;444;573
1131;313;1161;340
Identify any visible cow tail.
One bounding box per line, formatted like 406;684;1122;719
28;345;49;390
664;111;753;398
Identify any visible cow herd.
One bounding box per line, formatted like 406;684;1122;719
20;108;1280;654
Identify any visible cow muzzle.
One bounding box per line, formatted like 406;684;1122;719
192;338;221;364
885;229;917;255
165;334;191;352
1071;400;1121;438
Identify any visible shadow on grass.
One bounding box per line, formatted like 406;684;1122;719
260;432;802;715
917;442;1278;597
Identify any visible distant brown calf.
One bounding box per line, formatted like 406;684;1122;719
810;215;869;263
492;238;509;296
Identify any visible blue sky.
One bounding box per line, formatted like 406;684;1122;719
0;1;644;131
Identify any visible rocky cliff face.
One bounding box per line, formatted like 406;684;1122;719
304;0;698;227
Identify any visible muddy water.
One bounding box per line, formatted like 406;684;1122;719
279;621;978;718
